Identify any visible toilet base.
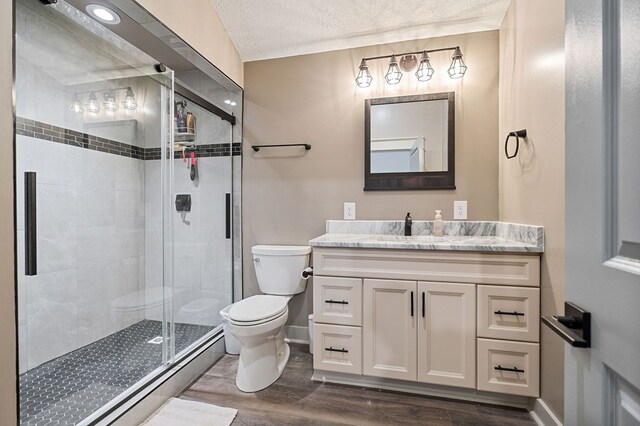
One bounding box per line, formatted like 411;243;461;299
236;337;290;393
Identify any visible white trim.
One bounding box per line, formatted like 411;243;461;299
604;256;640;276
284;325;309;344
529;398;563;426
312;369;531;409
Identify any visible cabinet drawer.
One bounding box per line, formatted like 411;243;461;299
313;276;362;326
477;338;539;397
477;286;540;342
313;324;362;374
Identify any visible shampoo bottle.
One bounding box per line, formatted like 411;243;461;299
433;210;444;237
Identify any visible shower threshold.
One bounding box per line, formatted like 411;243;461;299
19;320;214;426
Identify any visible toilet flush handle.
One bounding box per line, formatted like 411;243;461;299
253;257;260;263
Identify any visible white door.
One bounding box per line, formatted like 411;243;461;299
565;1;640;425
363;279;417;381
417;282;476;388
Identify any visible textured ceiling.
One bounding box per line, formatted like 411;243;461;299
211;0;511;61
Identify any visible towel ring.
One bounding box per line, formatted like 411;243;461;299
505;129;527;159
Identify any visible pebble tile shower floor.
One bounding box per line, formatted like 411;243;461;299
19;320;214;426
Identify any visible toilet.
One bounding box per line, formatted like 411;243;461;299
228;245;311;392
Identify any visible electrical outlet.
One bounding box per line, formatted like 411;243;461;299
344;202;356;220
454;201;467;220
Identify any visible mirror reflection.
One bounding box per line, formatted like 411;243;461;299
370;99;448;173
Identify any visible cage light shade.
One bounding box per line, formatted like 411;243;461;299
355;59;373;88
448;47;467;79
415;52;435;82
104;92;118;112
85;92;100;113
70;94;83;113
123;87;137;110
385;55;402;85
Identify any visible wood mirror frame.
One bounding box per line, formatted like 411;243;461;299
364;92;455;191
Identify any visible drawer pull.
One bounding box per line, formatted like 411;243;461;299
494;365;525;373
325;346;348;353
325;299;349;305
494;310;525;317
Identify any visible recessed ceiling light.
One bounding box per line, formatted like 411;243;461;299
86;4;121;25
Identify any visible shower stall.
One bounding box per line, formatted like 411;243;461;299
14;0;242;424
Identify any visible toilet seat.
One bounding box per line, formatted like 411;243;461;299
229;295;288;326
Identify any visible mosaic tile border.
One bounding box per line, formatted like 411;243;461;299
16;117;241;160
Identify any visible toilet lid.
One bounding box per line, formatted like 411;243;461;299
229;295;288;323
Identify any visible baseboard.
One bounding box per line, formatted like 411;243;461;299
529;398;563;426
312;369;531;409
284;325;309;344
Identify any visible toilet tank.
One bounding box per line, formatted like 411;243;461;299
252;245;311;295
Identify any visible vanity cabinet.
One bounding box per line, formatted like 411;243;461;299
311;247;542;402
361;279;475;388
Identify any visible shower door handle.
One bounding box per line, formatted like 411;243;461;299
225;193;231;239
25;172;37;276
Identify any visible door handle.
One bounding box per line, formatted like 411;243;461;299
225;193;231;239
421;292;425;318
25;172;37;276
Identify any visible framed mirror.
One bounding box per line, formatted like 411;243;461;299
364;92;455;191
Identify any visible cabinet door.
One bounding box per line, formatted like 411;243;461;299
418;282;476;388
363;279;417;381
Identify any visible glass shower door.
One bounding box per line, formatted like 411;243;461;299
169;90;234;359
15;1;175;424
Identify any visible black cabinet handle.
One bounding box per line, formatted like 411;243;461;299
225;193;231;239
410;291;414;317
325;347;348;353
25;172;37;276
495;365;525;373
494;310;525;317
421;292;425;318
325;299;348;305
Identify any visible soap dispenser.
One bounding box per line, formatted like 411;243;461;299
433;210;444;237
404;213;412;236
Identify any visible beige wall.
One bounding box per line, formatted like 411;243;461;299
0;0;17;423
499;0;565;421
243;31;500;326
136;0;244;87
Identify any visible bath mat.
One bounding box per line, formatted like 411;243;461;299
142;398;237;426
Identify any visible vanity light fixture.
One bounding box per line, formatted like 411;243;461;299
415;51;435;82
86;4;121;25
355;59;373;88
103;92;118;112
448;47;467;79
123;87;137;110
70;94;83;114
85;91;101;113
224;99;237;106
355;46;467;87
69;87;138;114
384;55;402;85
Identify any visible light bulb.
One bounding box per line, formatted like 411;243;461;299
448;47;467;79
104;92;118;112
384;55;402;85
85;92;100;113
415;52;434;82
123;87;137;110
355;59;373;88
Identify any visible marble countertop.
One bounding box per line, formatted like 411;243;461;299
309;220;544;253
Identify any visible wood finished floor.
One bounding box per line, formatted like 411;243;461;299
180;343;536;426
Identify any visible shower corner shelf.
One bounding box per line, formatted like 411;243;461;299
175;132;196;142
